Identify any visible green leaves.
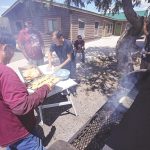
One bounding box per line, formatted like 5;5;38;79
64;0;85;7
64;0;150;14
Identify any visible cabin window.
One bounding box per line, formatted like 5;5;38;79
15;21;23;33
47;19;59;33
110;23;113;33
107;24;110;33
107;23;113;33
95;22;99;36
78;19;85;38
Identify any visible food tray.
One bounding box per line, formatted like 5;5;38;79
18;66;43;83
28;74;60;90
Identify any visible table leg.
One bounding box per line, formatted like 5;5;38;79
38;106;44;125
67;90;78;116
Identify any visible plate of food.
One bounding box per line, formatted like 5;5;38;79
28;74;60;90
18;65;43;83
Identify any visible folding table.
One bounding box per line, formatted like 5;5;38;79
17;64;78;125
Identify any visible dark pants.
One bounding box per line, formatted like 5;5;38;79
74;51;85;63
80;51;85;63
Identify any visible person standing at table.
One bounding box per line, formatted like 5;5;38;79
74;35;85;63
17;20;44;66
48;31;77;95
0;31;52;149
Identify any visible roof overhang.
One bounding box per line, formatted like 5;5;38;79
2;0;113;21
1;0;23;16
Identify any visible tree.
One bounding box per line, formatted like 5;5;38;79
65;0;150;74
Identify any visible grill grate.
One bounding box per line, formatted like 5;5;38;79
69;98;127;150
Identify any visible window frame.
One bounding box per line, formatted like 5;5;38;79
46;17;61;34
78;19;85;38
94;22;99;36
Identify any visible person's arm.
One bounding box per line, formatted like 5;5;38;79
57;41;73;69
22;49;30;61
37;31;44;54
58;53;72;69
48;51;53;68
17;30;30;60
2;67;52;115
48;44;56;68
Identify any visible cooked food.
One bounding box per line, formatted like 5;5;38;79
22;68;41;81
29;75;60;90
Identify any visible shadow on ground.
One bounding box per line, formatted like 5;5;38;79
35;94;73;146
77;47;119;97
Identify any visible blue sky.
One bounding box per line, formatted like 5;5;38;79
0;0;150;16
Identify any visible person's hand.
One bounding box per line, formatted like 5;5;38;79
46;84;53;91
54;65;61;72
47;64;54;70
47;64;54;69
47;63;52;69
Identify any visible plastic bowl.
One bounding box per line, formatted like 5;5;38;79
54;69;70;80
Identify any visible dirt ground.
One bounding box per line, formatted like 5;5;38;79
0;36;144;150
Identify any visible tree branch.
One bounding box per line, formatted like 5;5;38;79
122;0;142;31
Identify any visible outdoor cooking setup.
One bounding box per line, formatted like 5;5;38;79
17;64;78;125
61;70;150;150
12;56;150;150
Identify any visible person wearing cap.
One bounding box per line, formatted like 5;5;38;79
74;35;85;63
0;31;52;149
17;20;44;66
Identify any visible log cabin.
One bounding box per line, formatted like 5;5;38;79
1;0;114;49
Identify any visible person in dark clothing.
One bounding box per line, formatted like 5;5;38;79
48;31;77;95
0;31;52;149
74;35;85;63
48;31;76;79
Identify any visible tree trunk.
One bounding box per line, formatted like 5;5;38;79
116;0;144;75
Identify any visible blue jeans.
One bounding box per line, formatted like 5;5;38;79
6;131;46;150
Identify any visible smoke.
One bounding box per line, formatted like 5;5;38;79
101;69;148;130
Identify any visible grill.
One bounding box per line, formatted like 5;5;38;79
69;70;148;150
69;92;129;150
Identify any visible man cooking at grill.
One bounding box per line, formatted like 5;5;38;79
48;31;76;95
0;31;52;149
